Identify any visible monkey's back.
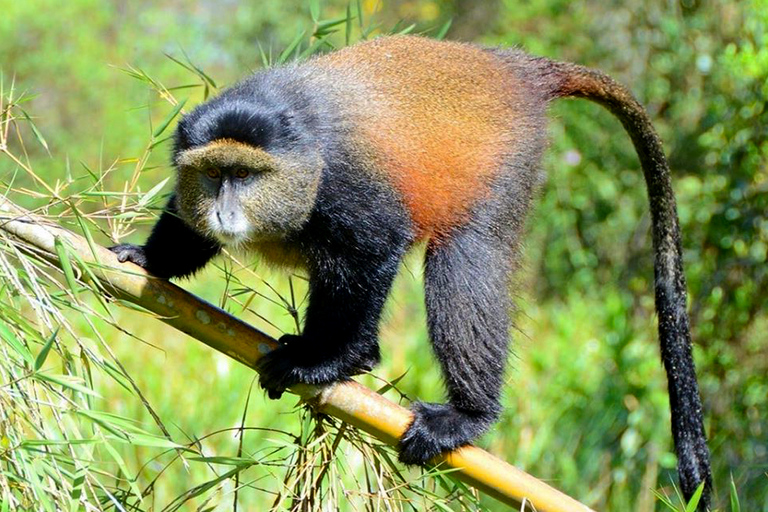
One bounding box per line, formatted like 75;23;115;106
306;36;546;239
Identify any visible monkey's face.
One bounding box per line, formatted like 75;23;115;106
174;140;322;247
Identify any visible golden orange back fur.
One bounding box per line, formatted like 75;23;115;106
310;36;530;238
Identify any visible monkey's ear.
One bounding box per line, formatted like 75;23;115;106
272;110;303;145
277;110;296;126
276;110;299;135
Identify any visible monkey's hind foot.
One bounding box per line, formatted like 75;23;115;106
256;334;379;400
398;402;496;465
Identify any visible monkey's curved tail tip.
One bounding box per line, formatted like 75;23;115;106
536;57;714;509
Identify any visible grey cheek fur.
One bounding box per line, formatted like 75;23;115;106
175;172;215;236
238;154;322;239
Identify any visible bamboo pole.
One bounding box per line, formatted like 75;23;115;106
0;196;595;512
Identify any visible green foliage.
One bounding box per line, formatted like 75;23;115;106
0;10;482;509
484;1;767;508
1;0;766;510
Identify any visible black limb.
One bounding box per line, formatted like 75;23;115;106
257;242;407;399
257;163;412;399
399;224;512;464
110;194;221;279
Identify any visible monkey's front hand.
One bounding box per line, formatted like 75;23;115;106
256;334;375;399
110;244;149;269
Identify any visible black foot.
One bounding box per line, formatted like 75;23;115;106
256;334;379;399
398;402;495;465
110;243;148;268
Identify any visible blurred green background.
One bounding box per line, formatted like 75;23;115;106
0;0;766;510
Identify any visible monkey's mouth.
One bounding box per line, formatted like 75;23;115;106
206;212;253;247
209;225;256;247
213;231;248;246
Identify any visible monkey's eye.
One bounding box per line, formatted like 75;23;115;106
205;168;221;180
234;168;250;179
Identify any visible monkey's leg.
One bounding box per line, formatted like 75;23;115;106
110;194;221;279
257;242;406;399
399;226;512;464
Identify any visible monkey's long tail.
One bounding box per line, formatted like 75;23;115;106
540;60;713;508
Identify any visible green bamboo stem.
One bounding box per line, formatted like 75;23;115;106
0;196;595;512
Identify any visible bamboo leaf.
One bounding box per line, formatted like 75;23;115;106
730;475;741;512
68;466;87;512
54;237;80;299
35;373;101;398
112;211;143;219
299;37;330;60
33;328;58;372
395;23;416;35
0;321;34;365
187;456;254;466
356;0;364;30
314;15;353;37
345;3;353;46
21;439;98;447
309;0;320;22
652;489;678;510
98;360;134;394
278;30;306;64
432;500;453;512
66;250;111;314
71;206;100;263
138;177;170;208
189;60;217;90
103;440;143;502
80;191;130;197
20;110;50;154
376;370;408;394
75;411;130;440
684;481;705;512
165;465;245;511
149;133;174;149
435;19;453;40
115;433;182;449
23;457;55;512
166;83;201;91
76;410;139;430
257;41;271;68
153;98;187;138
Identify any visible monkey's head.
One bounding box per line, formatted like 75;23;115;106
172;98;323;247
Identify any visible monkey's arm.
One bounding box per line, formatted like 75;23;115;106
256;233;408;399
110;194;221;279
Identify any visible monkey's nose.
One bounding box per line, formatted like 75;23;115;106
216;209;235;224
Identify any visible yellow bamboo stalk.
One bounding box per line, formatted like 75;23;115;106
0;196;595;512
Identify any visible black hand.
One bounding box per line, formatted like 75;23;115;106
110;243;149;268
108;194;220;279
